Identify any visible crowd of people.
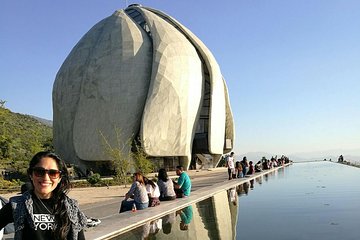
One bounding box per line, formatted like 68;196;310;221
119;165;191;213
226;152;291;180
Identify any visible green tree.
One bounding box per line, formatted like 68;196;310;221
87;173;101;185
42;136;54;152
0;106;52;174
100;128;132;187
0;99;6;108
132;138;154;176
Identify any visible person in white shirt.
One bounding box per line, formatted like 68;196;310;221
226;152;235;180
144;177;161;207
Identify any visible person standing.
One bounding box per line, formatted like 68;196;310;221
0;151;87;240
173;166;191;198
226;152;235;180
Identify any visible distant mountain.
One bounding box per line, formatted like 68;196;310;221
28;115;53;127
289;149;360;162
235;151;279;161
235;149;360;163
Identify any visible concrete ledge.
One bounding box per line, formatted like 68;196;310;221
85;164;291;240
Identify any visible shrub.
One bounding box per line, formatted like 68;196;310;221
87;173;101;185
132;139;154;176
0;177;23;193
100;128;133;187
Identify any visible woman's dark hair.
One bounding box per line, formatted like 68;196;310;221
28;151;71;240
144;177;156;188
158;168;169;182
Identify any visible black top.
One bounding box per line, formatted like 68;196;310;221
0;194;85;240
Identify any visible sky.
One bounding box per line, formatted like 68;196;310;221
1;0;359;157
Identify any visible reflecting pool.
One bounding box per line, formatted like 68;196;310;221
114;162;360;240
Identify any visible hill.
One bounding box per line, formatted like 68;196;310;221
288;149;360;162
0;104;53;174
235;152;286;162
28;115;53;127
236;150;360;163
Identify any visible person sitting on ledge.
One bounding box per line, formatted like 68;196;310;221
119;172;149;213
144;177;160;207
157;169;176;201
255;161;262;172
173;166;191;198
247;161;254;175
235;161;243;178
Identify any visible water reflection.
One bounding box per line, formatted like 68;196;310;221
114;163;360;239
161;212;175;235
264;173;269;182
141;218;162;239
228;187;237;206
176;205;193;231
250;179;255;190
115;189;241;239
242;181;249;194
255;175;263;185
114;169;287;240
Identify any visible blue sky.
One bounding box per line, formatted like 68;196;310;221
1;0;359;156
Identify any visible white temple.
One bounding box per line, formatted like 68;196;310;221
53;4;235;171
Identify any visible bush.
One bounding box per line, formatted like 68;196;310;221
87;173;101;185
100;128;133;187
0;177;23;193
132;145;154;176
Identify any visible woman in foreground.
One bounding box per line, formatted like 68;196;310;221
0;151;87;239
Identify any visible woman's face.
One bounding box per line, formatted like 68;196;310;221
30;157;62;199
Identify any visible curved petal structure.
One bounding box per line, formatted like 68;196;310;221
142;7;227;155
53;5;235;170
138;8;203;158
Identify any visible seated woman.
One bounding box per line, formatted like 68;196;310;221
235;161;243;178
157;169;176;201
119;172;149;212
241;157;249;176
144;177;160;207
247;161;255;175
255;161;262;172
